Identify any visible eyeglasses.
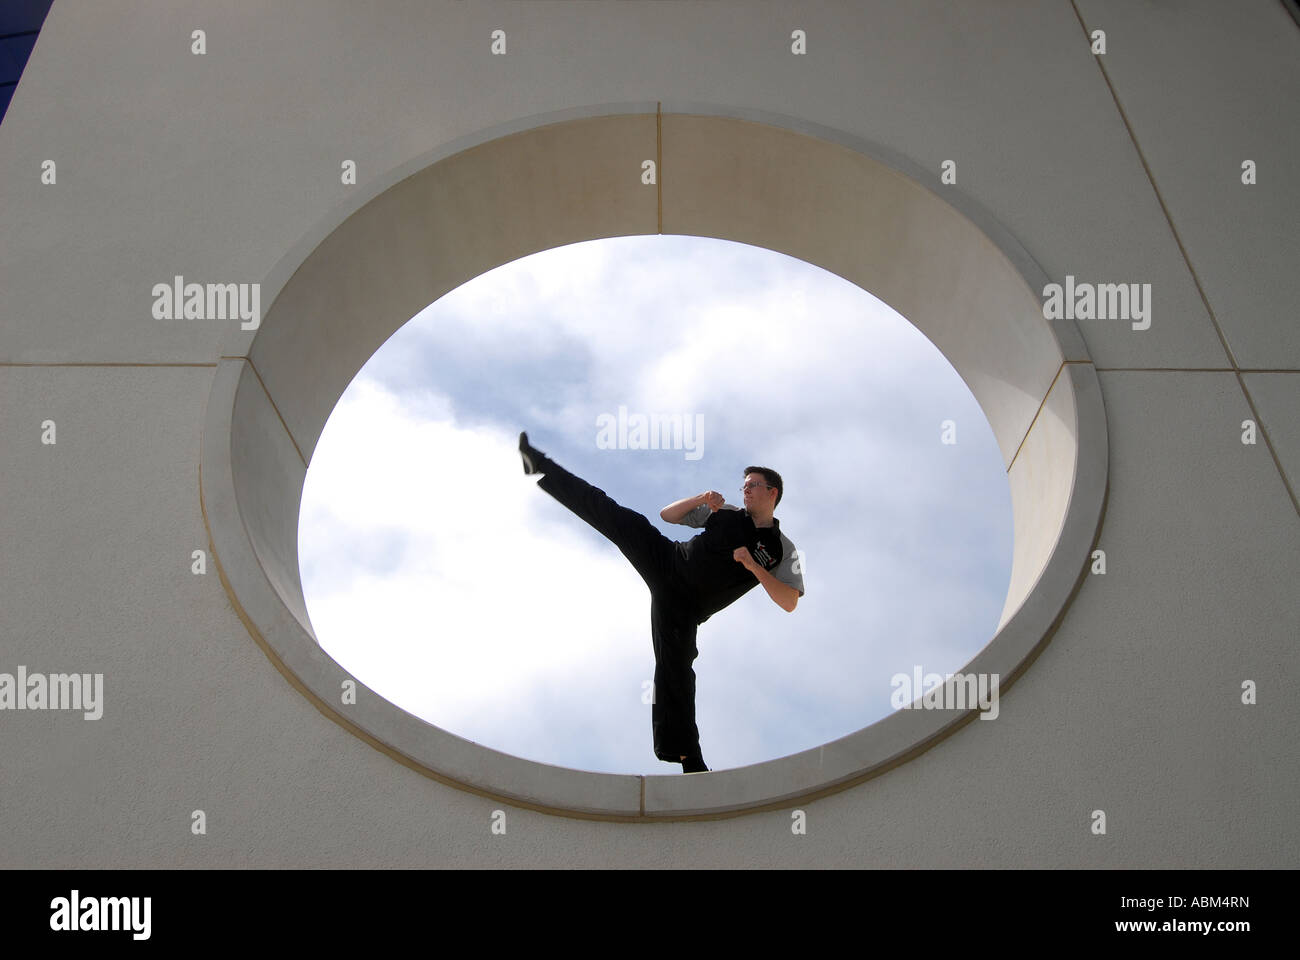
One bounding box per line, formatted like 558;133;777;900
741;482;772;492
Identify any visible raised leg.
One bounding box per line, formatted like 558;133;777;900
534;457;676;595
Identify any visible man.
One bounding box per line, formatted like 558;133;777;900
518;431;805;774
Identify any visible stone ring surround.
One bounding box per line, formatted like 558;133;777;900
199;102;1107;820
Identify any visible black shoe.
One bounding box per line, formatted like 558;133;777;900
681;753;710;774
519;431;547;475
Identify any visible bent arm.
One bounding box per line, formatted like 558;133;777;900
752;565;800;613
660;493;707;524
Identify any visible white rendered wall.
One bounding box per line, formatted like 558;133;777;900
1;0;1297;866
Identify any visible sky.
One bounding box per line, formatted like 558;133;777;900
297;233;1013;775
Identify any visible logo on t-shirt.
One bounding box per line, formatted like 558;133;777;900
752;539;776;568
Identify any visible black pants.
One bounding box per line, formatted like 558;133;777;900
535;459;703;763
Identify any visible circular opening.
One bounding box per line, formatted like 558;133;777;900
200;105;1106;819
297;234;1014;775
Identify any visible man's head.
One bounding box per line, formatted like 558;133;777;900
742;465;783;513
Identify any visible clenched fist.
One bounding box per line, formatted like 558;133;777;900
733;546;758;571
700;490;725;511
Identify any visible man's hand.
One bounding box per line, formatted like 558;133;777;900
735;548;799;612
732;545;758;571
661;491;723;524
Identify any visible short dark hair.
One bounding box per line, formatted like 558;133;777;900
743;465;783;508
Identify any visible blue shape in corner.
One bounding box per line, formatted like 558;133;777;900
0;0;56;127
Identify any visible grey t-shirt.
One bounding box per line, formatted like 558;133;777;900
679;502;806;597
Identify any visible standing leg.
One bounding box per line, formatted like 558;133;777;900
650;590;703;765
